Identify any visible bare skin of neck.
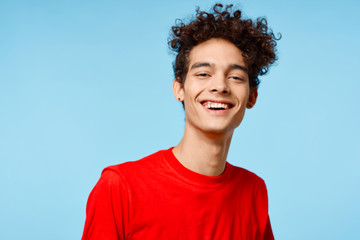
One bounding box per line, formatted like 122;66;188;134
172;123;233;177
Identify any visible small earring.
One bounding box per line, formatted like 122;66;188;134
178;98;181;101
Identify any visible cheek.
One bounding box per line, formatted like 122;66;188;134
183;90;198;109
236;90;247;101
183;81;201;102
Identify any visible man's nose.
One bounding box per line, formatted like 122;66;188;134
209;75;230;94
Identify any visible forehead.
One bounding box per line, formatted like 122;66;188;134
187;38;246;68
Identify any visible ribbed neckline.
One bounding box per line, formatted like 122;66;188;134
161;147;232;187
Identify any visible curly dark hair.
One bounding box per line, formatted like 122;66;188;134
169;3;280;89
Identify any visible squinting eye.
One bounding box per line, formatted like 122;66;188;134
230;76;244;81
196;73;210;77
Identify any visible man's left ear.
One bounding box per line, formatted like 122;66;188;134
246;88;258;109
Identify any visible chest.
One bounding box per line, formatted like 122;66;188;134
126;178;260;240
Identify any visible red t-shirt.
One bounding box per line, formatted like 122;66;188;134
82;148;274;240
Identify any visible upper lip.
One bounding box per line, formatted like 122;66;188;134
200;99;234;108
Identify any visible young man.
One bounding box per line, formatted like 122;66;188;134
82;3;279;240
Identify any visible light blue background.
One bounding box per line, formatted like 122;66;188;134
1;0;359;239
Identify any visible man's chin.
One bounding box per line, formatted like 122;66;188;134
200;126;235;137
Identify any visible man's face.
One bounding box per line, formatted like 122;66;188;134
173;38;257;136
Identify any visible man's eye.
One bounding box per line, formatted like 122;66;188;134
230;76;245;81
196;73;210;77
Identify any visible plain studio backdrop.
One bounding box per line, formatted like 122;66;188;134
0;0;359;239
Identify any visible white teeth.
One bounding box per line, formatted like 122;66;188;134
205;102;230;109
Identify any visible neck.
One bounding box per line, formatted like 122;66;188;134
172;124;233;177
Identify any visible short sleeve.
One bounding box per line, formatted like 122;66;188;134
81;167;129;240
256;179;275;240
263;216;274;240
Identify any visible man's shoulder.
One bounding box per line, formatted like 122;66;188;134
102;148;170;177
228;163;266;186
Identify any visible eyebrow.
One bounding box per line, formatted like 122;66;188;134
190;62;248;73
230;64;248;73
190;62;212;70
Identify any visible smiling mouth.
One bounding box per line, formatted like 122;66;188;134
201;101;233;110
